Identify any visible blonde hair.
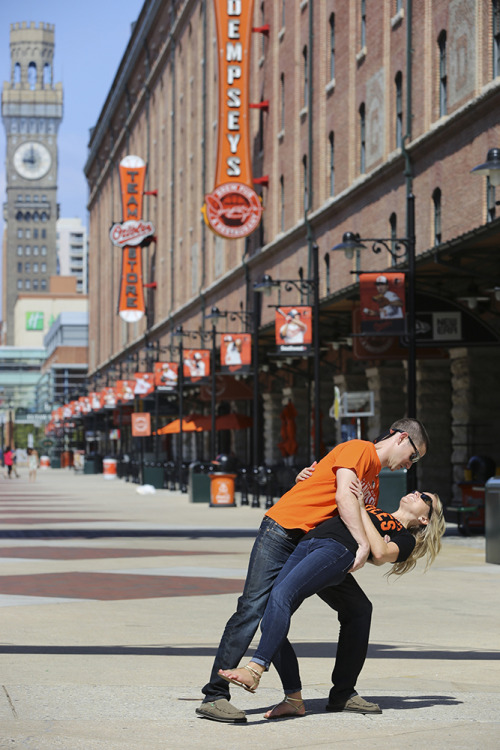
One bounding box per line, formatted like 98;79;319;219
388;493;445;577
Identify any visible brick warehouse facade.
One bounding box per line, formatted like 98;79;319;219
85;0;500;505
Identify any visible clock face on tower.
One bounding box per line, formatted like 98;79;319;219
13;141;52;180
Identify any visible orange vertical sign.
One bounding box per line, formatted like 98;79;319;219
110;155;155;323
202;0;263;239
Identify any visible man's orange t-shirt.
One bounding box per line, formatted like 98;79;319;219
265;440;381;534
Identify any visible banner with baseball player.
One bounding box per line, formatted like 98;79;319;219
360;273;406;335
154;362;179;391
183;349;210;383
220;333;252;373
275;306;313;355
133;372;155;396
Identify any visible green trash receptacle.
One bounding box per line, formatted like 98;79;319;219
485;477;500;565
189;462;211;503
83;455;102;474
378;468;407;513
142;462;165;489
50;456;61;469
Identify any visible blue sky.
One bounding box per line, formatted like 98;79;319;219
0;0;145;302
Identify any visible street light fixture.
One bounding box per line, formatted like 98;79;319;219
254;243;321;463
470;148;500;186
206;305;255;466
332;193;417;487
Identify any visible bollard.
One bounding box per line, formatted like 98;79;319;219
251;466;261;508
265;466;274;509
239;467;249;505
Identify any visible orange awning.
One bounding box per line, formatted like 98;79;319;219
155;413;252;435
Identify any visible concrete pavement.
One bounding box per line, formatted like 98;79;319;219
0;467;499;749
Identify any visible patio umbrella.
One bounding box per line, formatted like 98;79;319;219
216;413;253;430
278;401;298;457
155;414;211;435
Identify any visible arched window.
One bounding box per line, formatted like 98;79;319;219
280;175;285;231
359;103;366;173
32;212;39;222
395;72;403;148
13;62;21;87
494;0;500;78
302;155;308;212
280;73;285;131
324;253;331;295
361;0;367;48
438;31;447;116
24;212;31;222
390;212;398;265
329;14;335;80
16;211;23;221
27;62;37;90
487;176;496;222
329;131;335;196
43;63;51;87
41;212;48;222
303;46;308;107
432;188;442;245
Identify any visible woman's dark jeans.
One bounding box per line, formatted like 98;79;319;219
252;537;354;692
201;516;373;704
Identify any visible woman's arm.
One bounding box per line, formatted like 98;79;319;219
349;479;400;565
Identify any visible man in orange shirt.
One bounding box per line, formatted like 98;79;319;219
196;418;429;723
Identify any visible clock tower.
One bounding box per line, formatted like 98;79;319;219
1;22;63;345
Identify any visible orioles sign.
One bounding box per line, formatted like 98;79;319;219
112;155;155;323
202;0;263;239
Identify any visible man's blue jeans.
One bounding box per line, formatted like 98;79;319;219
252;537;354;692
201;516;373;704
202;516;297;701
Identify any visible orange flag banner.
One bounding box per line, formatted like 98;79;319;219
110;155;155;323
202;0;263;239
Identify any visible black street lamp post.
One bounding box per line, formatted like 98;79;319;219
254;243;321;462
206;305;255;464
332;193;417;488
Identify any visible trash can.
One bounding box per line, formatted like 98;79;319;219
378;468;407;513
50;455;61;469
84;455;103;474
210;472;237;507
143;462;165;489
189;462;211;503
40;455;50;470
485;477;500;565
103;457;118;480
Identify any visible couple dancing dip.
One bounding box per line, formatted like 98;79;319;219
197;419;445;722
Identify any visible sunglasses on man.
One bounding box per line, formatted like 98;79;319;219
374;428;421;464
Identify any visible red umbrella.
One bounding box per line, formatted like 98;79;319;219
216;413;253;430
278;401;298;457
155;414;211;434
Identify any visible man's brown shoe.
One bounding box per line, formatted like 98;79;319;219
326;694;382;714
196;698;247;723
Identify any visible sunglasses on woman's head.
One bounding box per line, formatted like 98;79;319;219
420;492;433;520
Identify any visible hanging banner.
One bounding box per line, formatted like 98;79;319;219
220;333;252;373
275;306;313;355
131;412;151;437
183;349;210;383
115;380;136;403
154;362;179;391
133;372;155;396
360;273;406;335
113;155;155;323
201;0;263;239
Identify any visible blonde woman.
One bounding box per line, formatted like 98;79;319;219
219;483;445;719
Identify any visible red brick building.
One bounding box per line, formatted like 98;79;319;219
85;0;500;503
